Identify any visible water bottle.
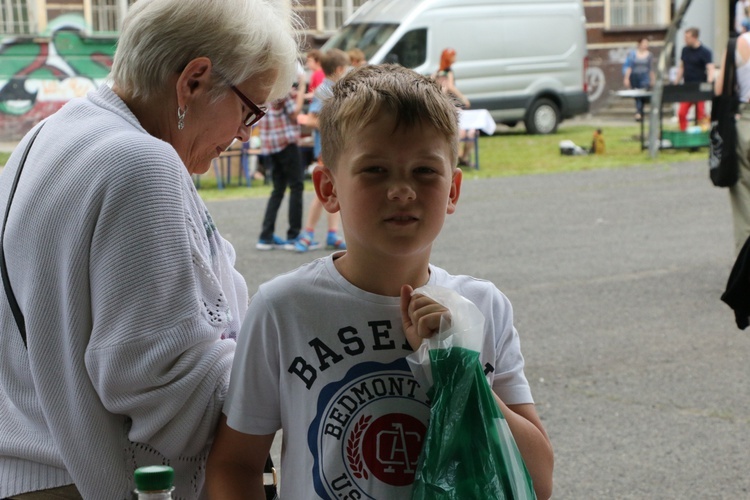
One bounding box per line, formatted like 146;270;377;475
133;465;175;499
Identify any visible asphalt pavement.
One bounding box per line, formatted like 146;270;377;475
206;158;749;499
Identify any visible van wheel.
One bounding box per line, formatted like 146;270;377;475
525;98;560;135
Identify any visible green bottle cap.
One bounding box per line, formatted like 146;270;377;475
134;465;174;491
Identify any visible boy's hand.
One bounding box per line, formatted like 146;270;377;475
400;284;450;351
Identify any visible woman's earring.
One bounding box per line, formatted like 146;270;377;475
177;106;187;130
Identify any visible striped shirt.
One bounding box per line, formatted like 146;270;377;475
258;93;299;155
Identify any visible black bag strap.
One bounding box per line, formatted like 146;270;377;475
1;124;44;348
723;37;738;103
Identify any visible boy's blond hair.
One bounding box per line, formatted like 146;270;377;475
319;64;459;169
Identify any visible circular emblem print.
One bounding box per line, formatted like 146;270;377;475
357;413;426;486
309;361;431;499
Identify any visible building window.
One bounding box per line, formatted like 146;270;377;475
322;0;368;32
91;0;118;33
91;0;135;33
608;0;669;28
0;0;32;35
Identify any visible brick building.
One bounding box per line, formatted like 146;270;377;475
585;0;732;114
0;0;737;140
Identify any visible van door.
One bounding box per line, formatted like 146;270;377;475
382;29;427;68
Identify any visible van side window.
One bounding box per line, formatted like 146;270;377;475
324;23;399;61
385;28;426;69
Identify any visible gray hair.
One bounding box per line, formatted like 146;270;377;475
319;64;459;168
110;0;301;101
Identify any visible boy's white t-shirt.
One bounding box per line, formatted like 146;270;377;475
225;254;533;499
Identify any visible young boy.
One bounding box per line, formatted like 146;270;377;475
206;65;554;499
295;48;349;252
305;49;326;99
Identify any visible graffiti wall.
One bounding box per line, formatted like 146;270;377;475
0;15;116;140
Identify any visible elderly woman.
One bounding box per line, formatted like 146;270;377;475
0;0;298;498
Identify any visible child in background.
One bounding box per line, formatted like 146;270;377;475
255;86;304;250
347;47;367;67
295;48;350;252
206;64;553;499
305;49;326;100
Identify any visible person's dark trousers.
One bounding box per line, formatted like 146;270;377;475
259;143;303;241
630;74;650;116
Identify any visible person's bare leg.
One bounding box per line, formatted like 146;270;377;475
295;197;324;252
458;129;470;165
325;212;346;249
306;196;324;230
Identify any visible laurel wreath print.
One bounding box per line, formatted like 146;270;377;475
346;415;372;479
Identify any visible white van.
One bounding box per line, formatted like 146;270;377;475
322;0;589;134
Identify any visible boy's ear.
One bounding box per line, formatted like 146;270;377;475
176;57;212;107
446;168;462;215
313;164;340;213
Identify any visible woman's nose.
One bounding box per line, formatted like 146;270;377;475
236;123;251;143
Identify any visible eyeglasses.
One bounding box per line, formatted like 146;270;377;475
229;85;266;127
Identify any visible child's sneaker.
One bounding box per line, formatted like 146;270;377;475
293;231;321;253
326;232;346;250
256;234;288;251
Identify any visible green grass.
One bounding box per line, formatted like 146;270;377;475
201;123;707;200
193;175;278;201
1;123;707;202
462;123;706;180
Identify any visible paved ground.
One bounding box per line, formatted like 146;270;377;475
206;159;749;499
4;127;745;496
0;142;18;153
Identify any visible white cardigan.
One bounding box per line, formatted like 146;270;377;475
0;85;248;499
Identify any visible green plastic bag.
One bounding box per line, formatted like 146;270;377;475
407;286;536;500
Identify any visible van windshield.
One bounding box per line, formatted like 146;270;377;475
323;23;399;61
